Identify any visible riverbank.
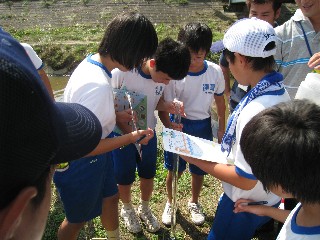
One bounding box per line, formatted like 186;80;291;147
1;0;297;74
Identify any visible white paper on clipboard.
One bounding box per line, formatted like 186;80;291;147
162;127;229;164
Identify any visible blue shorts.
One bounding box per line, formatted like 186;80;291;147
208;193;279;240
112;132;157;185
53;152;118;223
164;117;212;175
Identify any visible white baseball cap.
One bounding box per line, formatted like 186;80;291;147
223;18;276;58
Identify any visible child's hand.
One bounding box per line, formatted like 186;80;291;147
116;109;136;123
233;199;269;217
173;99;186;117
166;100;186;117
170;122;183;131
133;128;154;145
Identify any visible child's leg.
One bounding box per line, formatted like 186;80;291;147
112;136;137;204
137;135;158;202
101;193;120;232
208;193;271;240
183;117;211;225
118;184;132;203
112;140;141;233
188;168;206;225
101;152;120;236
190;173;204;203
163;151;186;204
162;150;185;225
54;153;117;239
57;219;85;240
136;135;160;232
140;177;153;201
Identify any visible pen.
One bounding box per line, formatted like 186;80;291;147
241;201;268;206
135;135;146;144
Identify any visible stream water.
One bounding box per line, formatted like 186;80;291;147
50;76;68;102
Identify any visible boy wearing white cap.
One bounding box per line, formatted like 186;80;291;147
180;18;290;239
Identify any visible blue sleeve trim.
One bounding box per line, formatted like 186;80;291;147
37;62;44;71
291;204;320;235
214;91;224;96
235;166;257;180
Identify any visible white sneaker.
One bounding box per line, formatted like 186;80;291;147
188;201;205;226
120;207;142;233
161;202;172;226
137;205;160;233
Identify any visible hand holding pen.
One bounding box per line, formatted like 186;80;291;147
233;199;269;216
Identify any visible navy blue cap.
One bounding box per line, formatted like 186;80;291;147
0;29;102;205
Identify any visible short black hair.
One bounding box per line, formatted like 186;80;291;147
177;23;212;54
98;12;158;70
223;41;275;72
246;0;282;12
154;38;190;80
0;166;51;210
240;100;320;204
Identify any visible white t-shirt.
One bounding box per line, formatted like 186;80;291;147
163;60;225;120
64;54;116;139
111;68;165;130
223;93;290;205
277;203;320;239
21;43;43;70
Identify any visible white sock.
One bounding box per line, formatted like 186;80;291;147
140;199;149;209
122;201;133;210
106;227;120;239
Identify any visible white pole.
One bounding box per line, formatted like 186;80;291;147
170;100;181;239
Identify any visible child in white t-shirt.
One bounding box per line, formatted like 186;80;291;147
110;38;190;234
234;99;320;240
179;18;290;239
159;22;226;226
53;13;158;240
21;43;54;98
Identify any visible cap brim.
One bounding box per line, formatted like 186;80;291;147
51;102;102;164
210;40;225;54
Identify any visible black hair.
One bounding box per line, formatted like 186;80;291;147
177;23;212;54
246;0;282;12
154;38;190;80
223;41;275;72
0;166;51;210
98;12;158;70
240;100;320;203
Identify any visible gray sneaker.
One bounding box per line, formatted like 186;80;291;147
187;201;205;226
137;205;160;233
120;206;142;233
